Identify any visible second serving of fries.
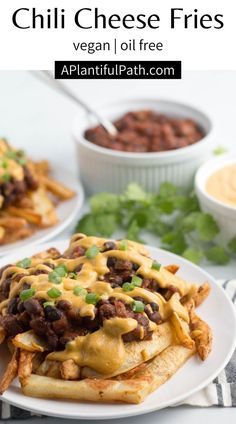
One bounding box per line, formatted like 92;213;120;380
0;233;212;403
0;138;75;245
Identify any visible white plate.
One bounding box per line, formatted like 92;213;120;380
0;169;84;256
0;242;236;419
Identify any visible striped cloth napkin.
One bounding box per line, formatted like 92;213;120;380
0;279;235;419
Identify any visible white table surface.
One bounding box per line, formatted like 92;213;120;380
0;71;236;422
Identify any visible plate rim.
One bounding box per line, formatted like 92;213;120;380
0;241;236;419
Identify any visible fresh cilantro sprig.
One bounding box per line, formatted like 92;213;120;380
75;182;233;265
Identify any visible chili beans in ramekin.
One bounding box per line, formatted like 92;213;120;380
84;110;204;153
73;99;214;194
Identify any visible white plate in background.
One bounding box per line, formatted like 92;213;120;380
0;241;235;419
0;169;84;256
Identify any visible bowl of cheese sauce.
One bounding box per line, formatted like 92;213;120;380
206;164;236;208
195;153;236;245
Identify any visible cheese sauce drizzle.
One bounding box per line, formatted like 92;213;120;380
0;234;197;374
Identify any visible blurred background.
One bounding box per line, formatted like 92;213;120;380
0;71;235;278
0;71;235;177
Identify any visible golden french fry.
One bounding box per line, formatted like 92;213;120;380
0;227;34;245
171;312;195;349
0;216;27;229
18;350;35;379
12;330;47;352
60;359;80;380
0;326;5;344
0;195;4;209
42;176;75;200
0;226;5;240
6;206;42;225
192;282;211;307
0;348;19;395
188;300;212;360
32;353;46;374
15;197;34;210
36;359;61;379
20;344;195;404
34;160;50;176
29;188;58;227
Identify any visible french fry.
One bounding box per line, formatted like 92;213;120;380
15;197;34;209
42;176;75;200
30;188;58;227
0;227;34;245
20;344;195;404
18;350;35;380
6;206;42;226
0;226;5;240
0;348;19;395
12;330;48;352
60;359;81;380
188;300;212;360
0;196;4;209
0;216;27;229
170;312;195;349
36;359;61;379
32;353;46;374
0;326;5;344
192;282;211;307
34;160;50;176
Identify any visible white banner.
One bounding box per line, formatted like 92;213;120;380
0;0;235;70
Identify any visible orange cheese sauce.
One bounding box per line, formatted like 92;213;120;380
206;164;236;207
0;234;197;374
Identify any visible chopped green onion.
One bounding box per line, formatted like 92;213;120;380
85;293;100;305
132;300;145;313
1;160;8;169
48;271;61;285
131;275;142;287
151;261;162;271
16;258;31;269
6;149;27;166
54;264;67;277
47;287;61;298
119;240;128;251
68;272;77;279
73;286;87;297
2;174;11;182
122;282;135;292
43;301;55;308
85;245;100;259
6;150;17;159
18;157;27;166
20;288;36;301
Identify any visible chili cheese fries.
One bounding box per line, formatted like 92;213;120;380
0;138;75;245
0;234;212;403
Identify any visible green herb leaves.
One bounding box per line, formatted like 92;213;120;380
75;182;233;265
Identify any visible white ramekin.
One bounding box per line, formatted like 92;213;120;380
73;98;214;194
195;153;236;246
